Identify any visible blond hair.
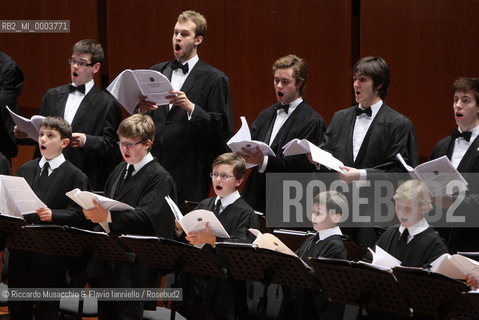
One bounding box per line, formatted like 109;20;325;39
117;114;155;144
394;180;432;211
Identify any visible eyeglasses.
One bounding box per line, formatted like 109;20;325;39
210;172;234;181
117;141;144;148
68;58;95;67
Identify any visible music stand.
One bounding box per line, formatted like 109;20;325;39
120;236;225;277
310;258;411;317
0;214;25;240
215;242;319;318
6;225;131;261
393;266;469;319
120;236;227;320
272;229;313;252
448;291;479;320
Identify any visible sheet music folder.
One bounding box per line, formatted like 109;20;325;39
3;221;131;262
310;257;411;316
119;235;226;278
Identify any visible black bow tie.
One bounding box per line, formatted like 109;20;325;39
69;84;85;94
451;129;472;142
171;60;189;74
276;104;290;114
356;107;372;117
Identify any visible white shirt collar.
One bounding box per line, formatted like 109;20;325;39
317;226;343;241
399;218;429;238
216;190;240;210
129;152;154;174
39;153;66;171
358;99;383;119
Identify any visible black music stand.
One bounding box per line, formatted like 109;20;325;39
272;229;313;252
449;291;479;320
6;225;131;262
0;214;25;237
120;236;227;320
393;266;469;319
215;242;319;319
310;258;412;318
4;224;132;316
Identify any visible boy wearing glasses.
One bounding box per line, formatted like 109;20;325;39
177;152;259;319
83;114;176;320
14;39;122;190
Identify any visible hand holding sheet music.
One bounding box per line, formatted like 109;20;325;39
165;196;229;239
227;116;275;168
107;69;174;114
7;106;45;140
66;188;134;233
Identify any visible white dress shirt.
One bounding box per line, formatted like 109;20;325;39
64;79;94;125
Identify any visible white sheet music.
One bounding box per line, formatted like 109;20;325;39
0;175;46;218
7;106;45;140
66;188;134;233
368;245;401;269
227;117;275;168
430;253;479;280
107;69;174;114
165;195;229;239
396;153;468;196
282;138;345;172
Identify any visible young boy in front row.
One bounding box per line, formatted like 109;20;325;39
280;190;348;320
9;116;90;320
367;181;448;319
375;180;448;268
176;152;259;320
83;114;176;320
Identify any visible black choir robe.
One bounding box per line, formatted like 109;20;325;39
149;60;233;211
242;101;326;212
0;152;11;174
88;159;176;318
178;196;259;320
280;234;347;320
39;84;123;190
375;225;448;268
321;103;418;247
0;51;23;159
430;134;479;252
8;158;90;320
321;103;418;172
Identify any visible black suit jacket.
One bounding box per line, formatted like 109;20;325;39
0;52;24;158
243;101;326;212
39;85;122;190
322;103;418;172
149;59;233;209
430;134;479;251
